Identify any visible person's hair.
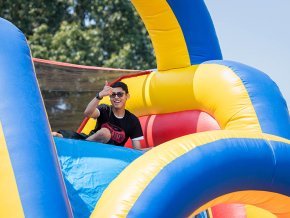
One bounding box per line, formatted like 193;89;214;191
111;81;129;93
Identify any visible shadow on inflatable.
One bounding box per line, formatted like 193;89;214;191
0;0;289;217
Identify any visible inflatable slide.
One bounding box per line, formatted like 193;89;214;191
0;0;289;217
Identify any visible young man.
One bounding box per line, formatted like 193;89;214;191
83;81;144;149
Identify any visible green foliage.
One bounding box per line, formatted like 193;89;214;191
0;0;70;35
30;21;104;65
0;0;156;69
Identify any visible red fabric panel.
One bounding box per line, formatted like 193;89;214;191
151;110;219;146
125;110;220;148
211;204;246;218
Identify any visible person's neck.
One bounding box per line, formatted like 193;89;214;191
112;107;125;118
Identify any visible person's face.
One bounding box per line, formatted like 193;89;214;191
109;87;129;109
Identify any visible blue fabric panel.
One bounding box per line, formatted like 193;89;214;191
0;18;72;217
167;0;222;65
271;140;290;195
207;60;290;139
128;138;290;217
55;137;143;218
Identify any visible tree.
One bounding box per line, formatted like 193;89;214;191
0;0;70;35
0;0;156;70
30;21;105;65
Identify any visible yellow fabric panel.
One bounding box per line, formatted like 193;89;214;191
94;66;198;117
194;63;262;131
0;122;24;218
193;191;290;218
245;205;276;218
122;75;151;115
119;63;261;132
146;66;199;114
131;0;190;70
207;208;213;218
81;118;96;135
124;66;198;116
91;131;289;217
262;133;290;144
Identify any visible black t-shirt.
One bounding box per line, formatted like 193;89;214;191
93;104;143;146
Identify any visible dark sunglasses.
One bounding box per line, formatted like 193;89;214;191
110;92;125;98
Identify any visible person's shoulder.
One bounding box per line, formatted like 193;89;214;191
125;109;139;121
98;104;110;110
98;104;111;113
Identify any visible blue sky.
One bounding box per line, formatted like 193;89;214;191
205;1;290;109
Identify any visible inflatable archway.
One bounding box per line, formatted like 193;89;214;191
0;0;289;217
90;0;290;217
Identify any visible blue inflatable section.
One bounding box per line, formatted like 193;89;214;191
0;18;72;217
167;0;222;64
54;137;143;217
128;137;290;217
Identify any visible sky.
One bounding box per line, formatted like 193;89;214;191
205;1;290;109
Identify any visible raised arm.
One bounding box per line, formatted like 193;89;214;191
84;81;113;119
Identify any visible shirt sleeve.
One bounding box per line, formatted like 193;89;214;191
130;116;144;140
97;104;110;122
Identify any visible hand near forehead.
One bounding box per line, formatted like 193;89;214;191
99;81;113;98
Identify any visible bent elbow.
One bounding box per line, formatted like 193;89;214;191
84;110;92;118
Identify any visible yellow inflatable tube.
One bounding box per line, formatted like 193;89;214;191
99;64;261;132
92;130;290;217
